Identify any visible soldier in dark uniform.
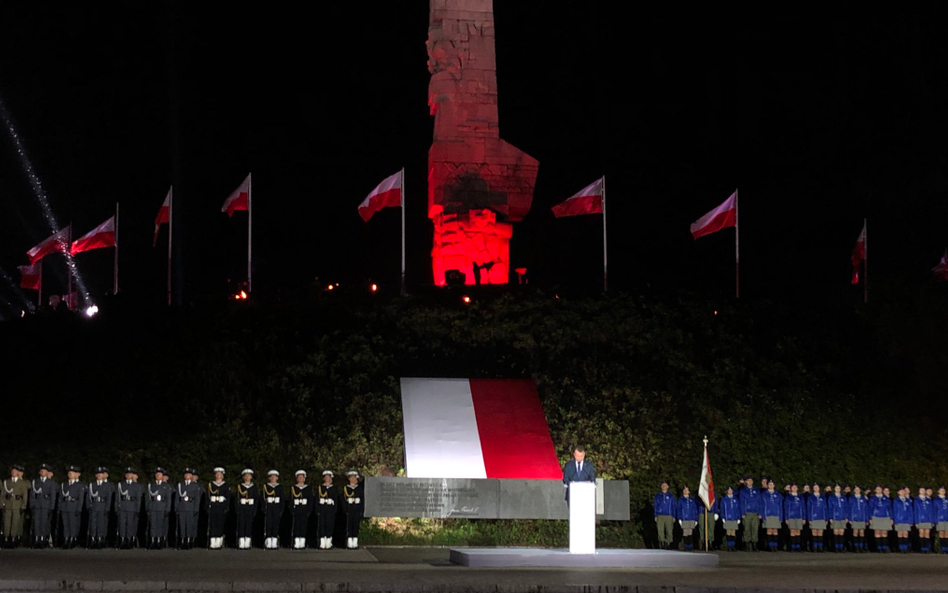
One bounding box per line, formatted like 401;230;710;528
343;470;364;550
174;468;202;549
317;470;338;549
2;464;29;548
29;464;57;548
289;470;312;550
235;469;258;549
58;466;85;549
207;467;230;550
85;467;114;549
146;467;172;549
116;467;143;549
262;470;283;550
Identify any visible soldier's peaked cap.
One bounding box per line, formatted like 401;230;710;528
125;467;138;474
96;466;109;474
11;463;25;471
39;463;52;471
183;467;195;474
154;467;167;475
67;465;81;473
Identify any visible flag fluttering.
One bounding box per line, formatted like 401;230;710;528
691;192;736;239
70;216;115;256
551;177;603;218
17;263;40;290
153;188;171;246
698;437;715;510
26;227;70;265
358;170;403;222
933;249;948;282
222;174;251;217
851;222;866;285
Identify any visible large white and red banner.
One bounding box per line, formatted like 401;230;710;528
690;192;736;239
851;222;866;284
359;170;402;222
698;442;714;510
27;227;70;265
17;263;41;290
400;378;562;480
70;216;115;255
154;188;171;246
222;174;250;217
551;177;603;218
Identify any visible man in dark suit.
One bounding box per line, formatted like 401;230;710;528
562;445;596;504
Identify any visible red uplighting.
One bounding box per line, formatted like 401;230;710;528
462;295;471;304
370;283;378;293
327;284;334;291
714;310;718;315
234;290;248;300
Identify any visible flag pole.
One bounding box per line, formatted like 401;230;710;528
113;202;120;295
734;188;740;299
703;435;709;552
602;175;608;292
66;223;72;309
247;173;253;296
37;260;43;310
400;167;407;297
167;186;173;307
863;217;868;304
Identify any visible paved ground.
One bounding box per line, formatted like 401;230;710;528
0;546;947;592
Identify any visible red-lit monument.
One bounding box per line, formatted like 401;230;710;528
426;0;539;286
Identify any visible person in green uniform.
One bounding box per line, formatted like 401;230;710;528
2;464;30;548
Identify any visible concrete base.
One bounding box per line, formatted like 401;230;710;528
449;547;719;568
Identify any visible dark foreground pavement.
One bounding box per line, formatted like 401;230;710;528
0;547;947;593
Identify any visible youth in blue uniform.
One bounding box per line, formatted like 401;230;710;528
934;487;948;553
892;486;914;553
807;482;828;552
783;484;805;551
653;481;676;550
761;481;783;552
719;486;741;551
677;486;699;551
914;487;934;553
827;483;849;552
738;477;762;551
869;485;893;552
848;485;870;552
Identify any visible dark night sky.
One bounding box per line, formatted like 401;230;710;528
2;3;948;309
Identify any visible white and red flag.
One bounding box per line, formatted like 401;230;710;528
26;227;70;265
153;188;171;246
691;192;736;239
222;174;251;217
358;170;403;222
70;216;115;256
933;249;948;282
17;263;41;290
399;378;562;480
698;438;715;510
851;222;866;284
551;177;603;218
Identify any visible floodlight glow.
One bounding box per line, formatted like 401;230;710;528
84;305;99;317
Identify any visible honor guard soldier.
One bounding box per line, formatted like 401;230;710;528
762;480;785;551
175;468;202;549
86;467;115;549
719;486;741;551
653;480;676;550
343;470;364;549
59;466;85;549
914;486;934;553
117;468;143;549
677;485;699;551
893;485;914;553
317;470;338;549
29;464;57;548
236;469;259;549
290;470;313;549
2;464;29;548
827;483;849;552
934;486;948;554
262;470;283;550
848;485;870;552
869;485;893;552
806;482;827;552
146;467;172;549
738;476;762;551
207;467;230;550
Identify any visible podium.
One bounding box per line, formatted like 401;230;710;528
568;481;596;554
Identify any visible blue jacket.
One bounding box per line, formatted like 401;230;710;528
677;496;698;522
934;495;948;522
738;486;762;515
914;496;934;524
806;493;827;521
869;494;892;518
892;496;913;524
653;491;676;518
762;490;783;520
784;493;805;520
719;493;741;522
849;494;870;523
827;493;849;521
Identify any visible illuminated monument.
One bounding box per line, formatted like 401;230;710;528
426;0;539;286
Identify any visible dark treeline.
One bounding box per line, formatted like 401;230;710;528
1;283;946;545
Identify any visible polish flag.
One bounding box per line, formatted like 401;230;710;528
698;440;715;510
551;177;603;218
17;263;41;290
153;188;171;246
222;174;250;217
358;170;402;222
851;223;866;285
27;227;70;265
933;249;948;282
691;192;737;239
400;378;562;480
71;216;115;256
